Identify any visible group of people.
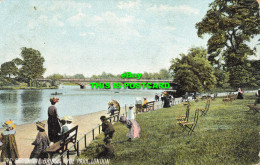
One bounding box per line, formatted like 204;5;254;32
0;97;74;164
99;105;141;158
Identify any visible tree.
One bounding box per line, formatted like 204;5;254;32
0;61;18;78
196;0;260;88
73;74;85;79
47;74;64;80
19;47;46;86
170;47;216;93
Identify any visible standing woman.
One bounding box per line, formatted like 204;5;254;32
48;97;61;143
237;88;244;99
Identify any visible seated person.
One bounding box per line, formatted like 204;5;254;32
108;102;115;116
142;98;148;111
63;115;75;137
58;119;69;139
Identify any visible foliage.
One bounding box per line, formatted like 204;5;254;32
170;47;216;93
214;67;230;88
47;74;64;80
90;69;172;79
18;47;46;85
196;0;260;88
0;61;18;78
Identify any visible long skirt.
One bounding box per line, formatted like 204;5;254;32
127;120;141;139
48;117;61;142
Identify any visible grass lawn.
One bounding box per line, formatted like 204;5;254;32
76;94;260;165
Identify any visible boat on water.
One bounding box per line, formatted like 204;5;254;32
51;92;63;95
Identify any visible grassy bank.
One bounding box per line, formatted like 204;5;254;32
76;94;259;165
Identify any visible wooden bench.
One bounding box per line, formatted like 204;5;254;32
44;125;78;163
143;101;155;112
178;109;200;135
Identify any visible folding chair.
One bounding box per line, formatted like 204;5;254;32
200;99;211;116
176;102;191;126
180;109;200;135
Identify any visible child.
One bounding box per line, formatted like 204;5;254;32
100;116;115;140
97;138;115;159
63;116;75;137
0;120;19;165
30;121;50;164
58;119;69;139
119;116;141;142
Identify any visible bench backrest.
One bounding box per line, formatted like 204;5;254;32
61;125;78;145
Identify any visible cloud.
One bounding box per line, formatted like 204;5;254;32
165;26;176;31
147;5;199;15
118;0;140;9
79;32;87;37
67;9;87;26
47;1;91;11
50;15;64;27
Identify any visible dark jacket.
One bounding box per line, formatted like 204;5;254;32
102;120;115;135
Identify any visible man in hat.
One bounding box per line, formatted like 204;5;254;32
0;120;19;165
97;138;115;159
100;116;115;139
30;121;50;163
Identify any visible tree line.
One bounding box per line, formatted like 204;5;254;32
47;69;172;80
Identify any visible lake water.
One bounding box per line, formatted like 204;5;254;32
0;85;164;127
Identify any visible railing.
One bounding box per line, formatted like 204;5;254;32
53;113;120;165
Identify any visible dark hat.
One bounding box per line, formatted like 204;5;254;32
100;116;107;120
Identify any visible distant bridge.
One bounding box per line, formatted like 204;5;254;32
36;78;174;89
36;78;173;83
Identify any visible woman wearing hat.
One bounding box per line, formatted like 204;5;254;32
48;97;61;143
0;120;19;164
119;116;141;142
30;121;50;163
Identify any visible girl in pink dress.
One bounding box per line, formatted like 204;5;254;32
119;116;141;142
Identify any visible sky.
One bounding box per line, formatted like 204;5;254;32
0;0;259;77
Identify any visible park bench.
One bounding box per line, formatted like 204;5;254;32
201;96;211;100
44;125;78;163
178;109;200;135
198;99;211;116
247;104;260;114
108;112;120;122
143;101;155;112
176;102;191;125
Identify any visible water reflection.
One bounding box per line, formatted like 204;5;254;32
21;90;42;123
0;91;18;104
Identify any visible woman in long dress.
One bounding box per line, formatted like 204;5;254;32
48;97;61;143
0;120;19;165
119;116;141;142
237;88;243;99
